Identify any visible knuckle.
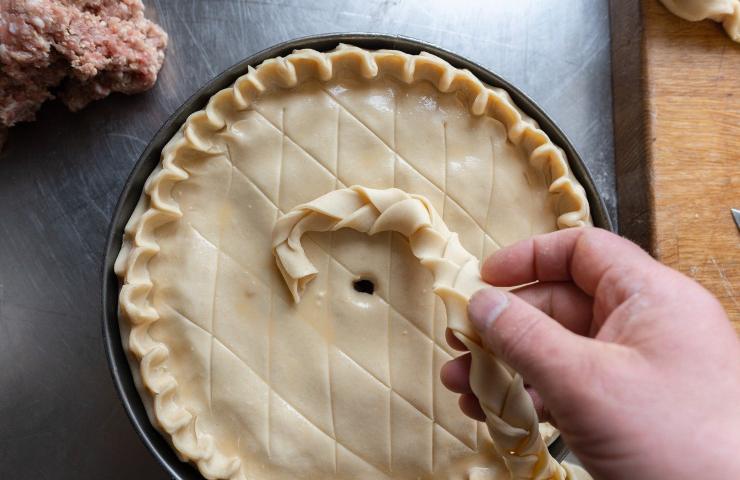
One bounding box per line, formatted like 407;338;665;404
496;312;543;366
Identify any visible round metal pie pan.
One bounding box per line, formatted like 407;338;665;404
102;33;612;480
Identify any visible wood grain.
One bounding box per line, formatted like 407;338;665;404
610;0;653;251
612;0;740;330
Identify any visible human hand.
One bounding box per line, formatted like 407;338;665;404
440;227;740;480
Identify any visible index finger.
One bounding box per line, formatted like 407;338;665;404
480;227;652;295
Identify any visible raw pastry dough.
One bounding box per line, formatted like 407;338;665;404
660;0;740;41
115;45;592;479
273;186;592;480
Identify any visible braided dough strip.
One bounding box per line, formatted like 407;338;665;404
272;186;592;480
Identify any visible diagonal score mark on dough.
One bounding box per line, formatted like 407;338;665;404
311;246;473;450
272;186;577;480
251;108;347;188
215;158;453;357
328;106;341;472
191;151;476;452
320;106;339;471
482;134;498;260
205;158;455;364
190;223;474;452
270;107;286;460
226;162;445;349
386;233;394;468
159;300;389;475
326;242;339;474
208;165;233;409
319;246;448;354
387;92;397;465
239;94;501;251
336;340;474;453
193;226;472;451
230;107;472;459
436;121;449;467
191;193;451;363
320;86;504;250
267;277;274;458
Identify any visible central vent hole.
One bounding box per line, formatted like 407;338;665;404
353;279;375;295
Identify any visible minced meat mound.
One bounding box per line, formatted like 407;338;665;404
0;0;168;145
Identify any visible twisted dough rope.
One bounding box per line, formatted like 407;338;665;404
272;186;592;480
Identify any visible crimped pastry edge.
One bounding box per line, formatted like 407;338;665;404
114;43;592;480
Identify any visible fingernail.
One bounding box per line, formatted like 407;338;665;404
469;287;509;332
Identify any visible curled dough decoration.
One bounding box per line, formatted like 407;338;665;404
272;185;592;480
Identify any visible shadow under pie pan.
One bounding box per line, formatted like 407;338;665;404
102;33;613;479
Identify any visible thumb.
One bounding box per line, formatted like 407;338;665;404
468;287;592;395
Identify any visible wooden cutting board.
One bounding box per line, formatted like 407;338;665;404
611;0;740;331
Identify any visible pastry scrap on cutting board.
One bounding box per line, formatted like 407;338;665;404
660;0;740;41
115;44;593;479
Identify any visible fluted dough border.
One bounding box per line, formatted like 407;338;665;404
114;44;592;480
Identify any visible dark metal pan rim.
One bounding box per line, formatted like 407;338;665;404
102;32;612;480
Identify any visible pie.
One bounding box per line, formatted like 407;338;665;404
115;44;592;480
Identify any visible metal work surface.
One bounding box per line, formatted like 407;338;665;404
0;1;615;478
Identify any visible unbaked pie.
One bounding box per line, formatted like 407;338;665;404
115;44;592;480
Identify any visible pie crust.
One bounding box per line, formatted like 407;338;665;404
115;44;591;480
272;185;592;480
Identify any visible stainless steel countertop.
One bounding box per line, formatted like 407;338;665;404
0;1;614;478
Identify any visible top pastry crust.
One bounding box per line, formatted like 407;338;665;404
115;44;591;480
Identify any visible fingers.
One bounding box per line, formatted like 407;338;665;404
445;282;595;423
468;287;594;393
459;393;486;422
480;228;583;285
480;227;654;296
441;354;485;422
512;282;593;337
525;386;552;424
442;355;553;423
441;355;485;422
445;327;468;351
440;353;472;393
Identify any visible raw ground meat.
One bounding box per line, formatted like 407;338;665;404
0;0;167;146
